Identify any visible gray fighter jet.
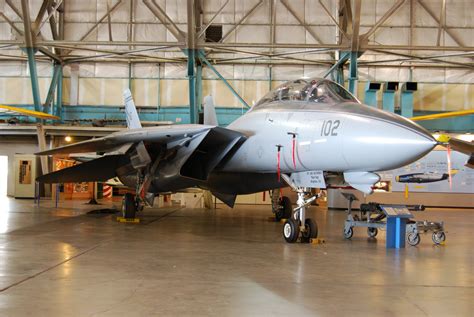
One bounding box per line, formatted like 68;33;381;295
36;78;437;243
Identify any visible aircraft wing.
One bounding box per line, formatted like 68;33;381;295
0;104;60;120
36;124;214;155
36;124;247;185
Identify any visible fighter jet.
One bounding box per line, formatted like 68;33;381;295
36;78;438;243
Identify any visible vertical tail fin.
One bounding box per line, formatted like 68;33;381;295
123;89;142;129
203;95;218;126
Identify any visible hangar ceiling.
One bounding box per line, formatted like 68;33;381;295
0;0;473;83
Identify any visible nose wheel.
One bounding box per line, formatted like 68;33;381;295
280;185;319;243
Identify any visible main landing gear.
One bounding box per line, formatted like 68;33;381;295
282;187;318;243
121;192;143;219
271;190;292;221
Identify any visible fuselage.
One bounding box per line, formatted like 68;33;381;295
221;101;436;174
121;78;437;196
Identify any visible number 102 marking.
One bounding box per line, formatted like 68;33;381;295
321;120;341;136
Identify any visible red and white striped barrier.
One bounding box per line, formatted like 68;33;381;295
103;184;112;198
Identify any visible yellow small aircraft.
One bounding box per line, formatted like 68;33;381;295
410;109;474;121
0;104;60;121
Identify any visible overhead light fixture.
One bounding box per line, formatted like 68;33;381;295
65;136;72;142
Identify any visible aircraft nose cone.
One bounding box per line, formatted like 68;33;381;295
343;110;437;171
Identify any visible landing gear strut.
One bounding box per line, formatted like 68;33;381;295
282;186;318;243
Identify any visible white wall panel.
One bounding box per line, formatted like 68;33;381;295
236;0;269;24
166;0;188;24
64;22;97;41
0;61;23;76
202;64;234;79
445;69;474;84
97;0;131;23
164;63;186;78
95;63;129;78
303;65;329;79
135;0;162;22
446;0;474;27
0;22;13;40
414;1;441;27
305;0;337;25
359;0;377;26
375;0;410;27
305;25;337;45
275;25;305;44
65;0;98;22
272;65;304;80
133;64;160;78
413;68;446;83
236;25;270;43
276;0;304;25
135;23;167;43
233;65;268;80
78;63;96;78
203;0;235;24
375;27;410;45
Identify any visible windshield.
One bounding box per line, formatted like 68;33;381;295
253;78;358;108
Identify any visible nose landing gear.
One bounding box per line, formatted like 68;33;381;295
282;187;319;243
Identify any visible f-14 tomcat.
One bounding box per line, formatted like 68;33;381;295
37;78;438;243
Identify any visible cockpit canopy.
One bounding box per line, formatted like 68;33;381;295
253;78;359;108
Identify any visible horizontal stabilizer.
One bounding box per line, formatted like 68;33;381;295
37;155;130;183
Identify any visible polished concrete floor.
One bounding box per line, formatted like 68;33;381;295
0;195;472;316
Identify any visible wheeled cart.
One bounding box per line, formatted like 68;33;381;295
406;220;446;246
342;193;445;247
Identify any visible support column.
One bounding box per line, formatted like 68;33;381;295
44;63;62;115
196;61;203;114
55;66;63;120
26;48;42;113
21;0;42;114
187;49;197;124
348;51;358;96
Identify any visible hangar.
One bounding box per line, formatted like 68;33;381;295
0;0;472;315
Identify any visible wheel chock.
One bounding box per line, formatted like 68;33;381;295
310;238;325;244
116;217;140;223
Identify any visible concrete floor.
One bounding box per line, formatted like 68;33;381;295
0;196;472;316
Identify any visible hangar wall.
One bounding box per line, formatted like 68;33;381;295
0;0;473;115
0;71;472;111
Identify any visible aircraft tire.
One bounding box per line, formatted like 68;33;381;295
301;218;318;243
280;196;292;219
283;218;299;243
274;196;292;221
122;193;137;219
367;227;378;238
